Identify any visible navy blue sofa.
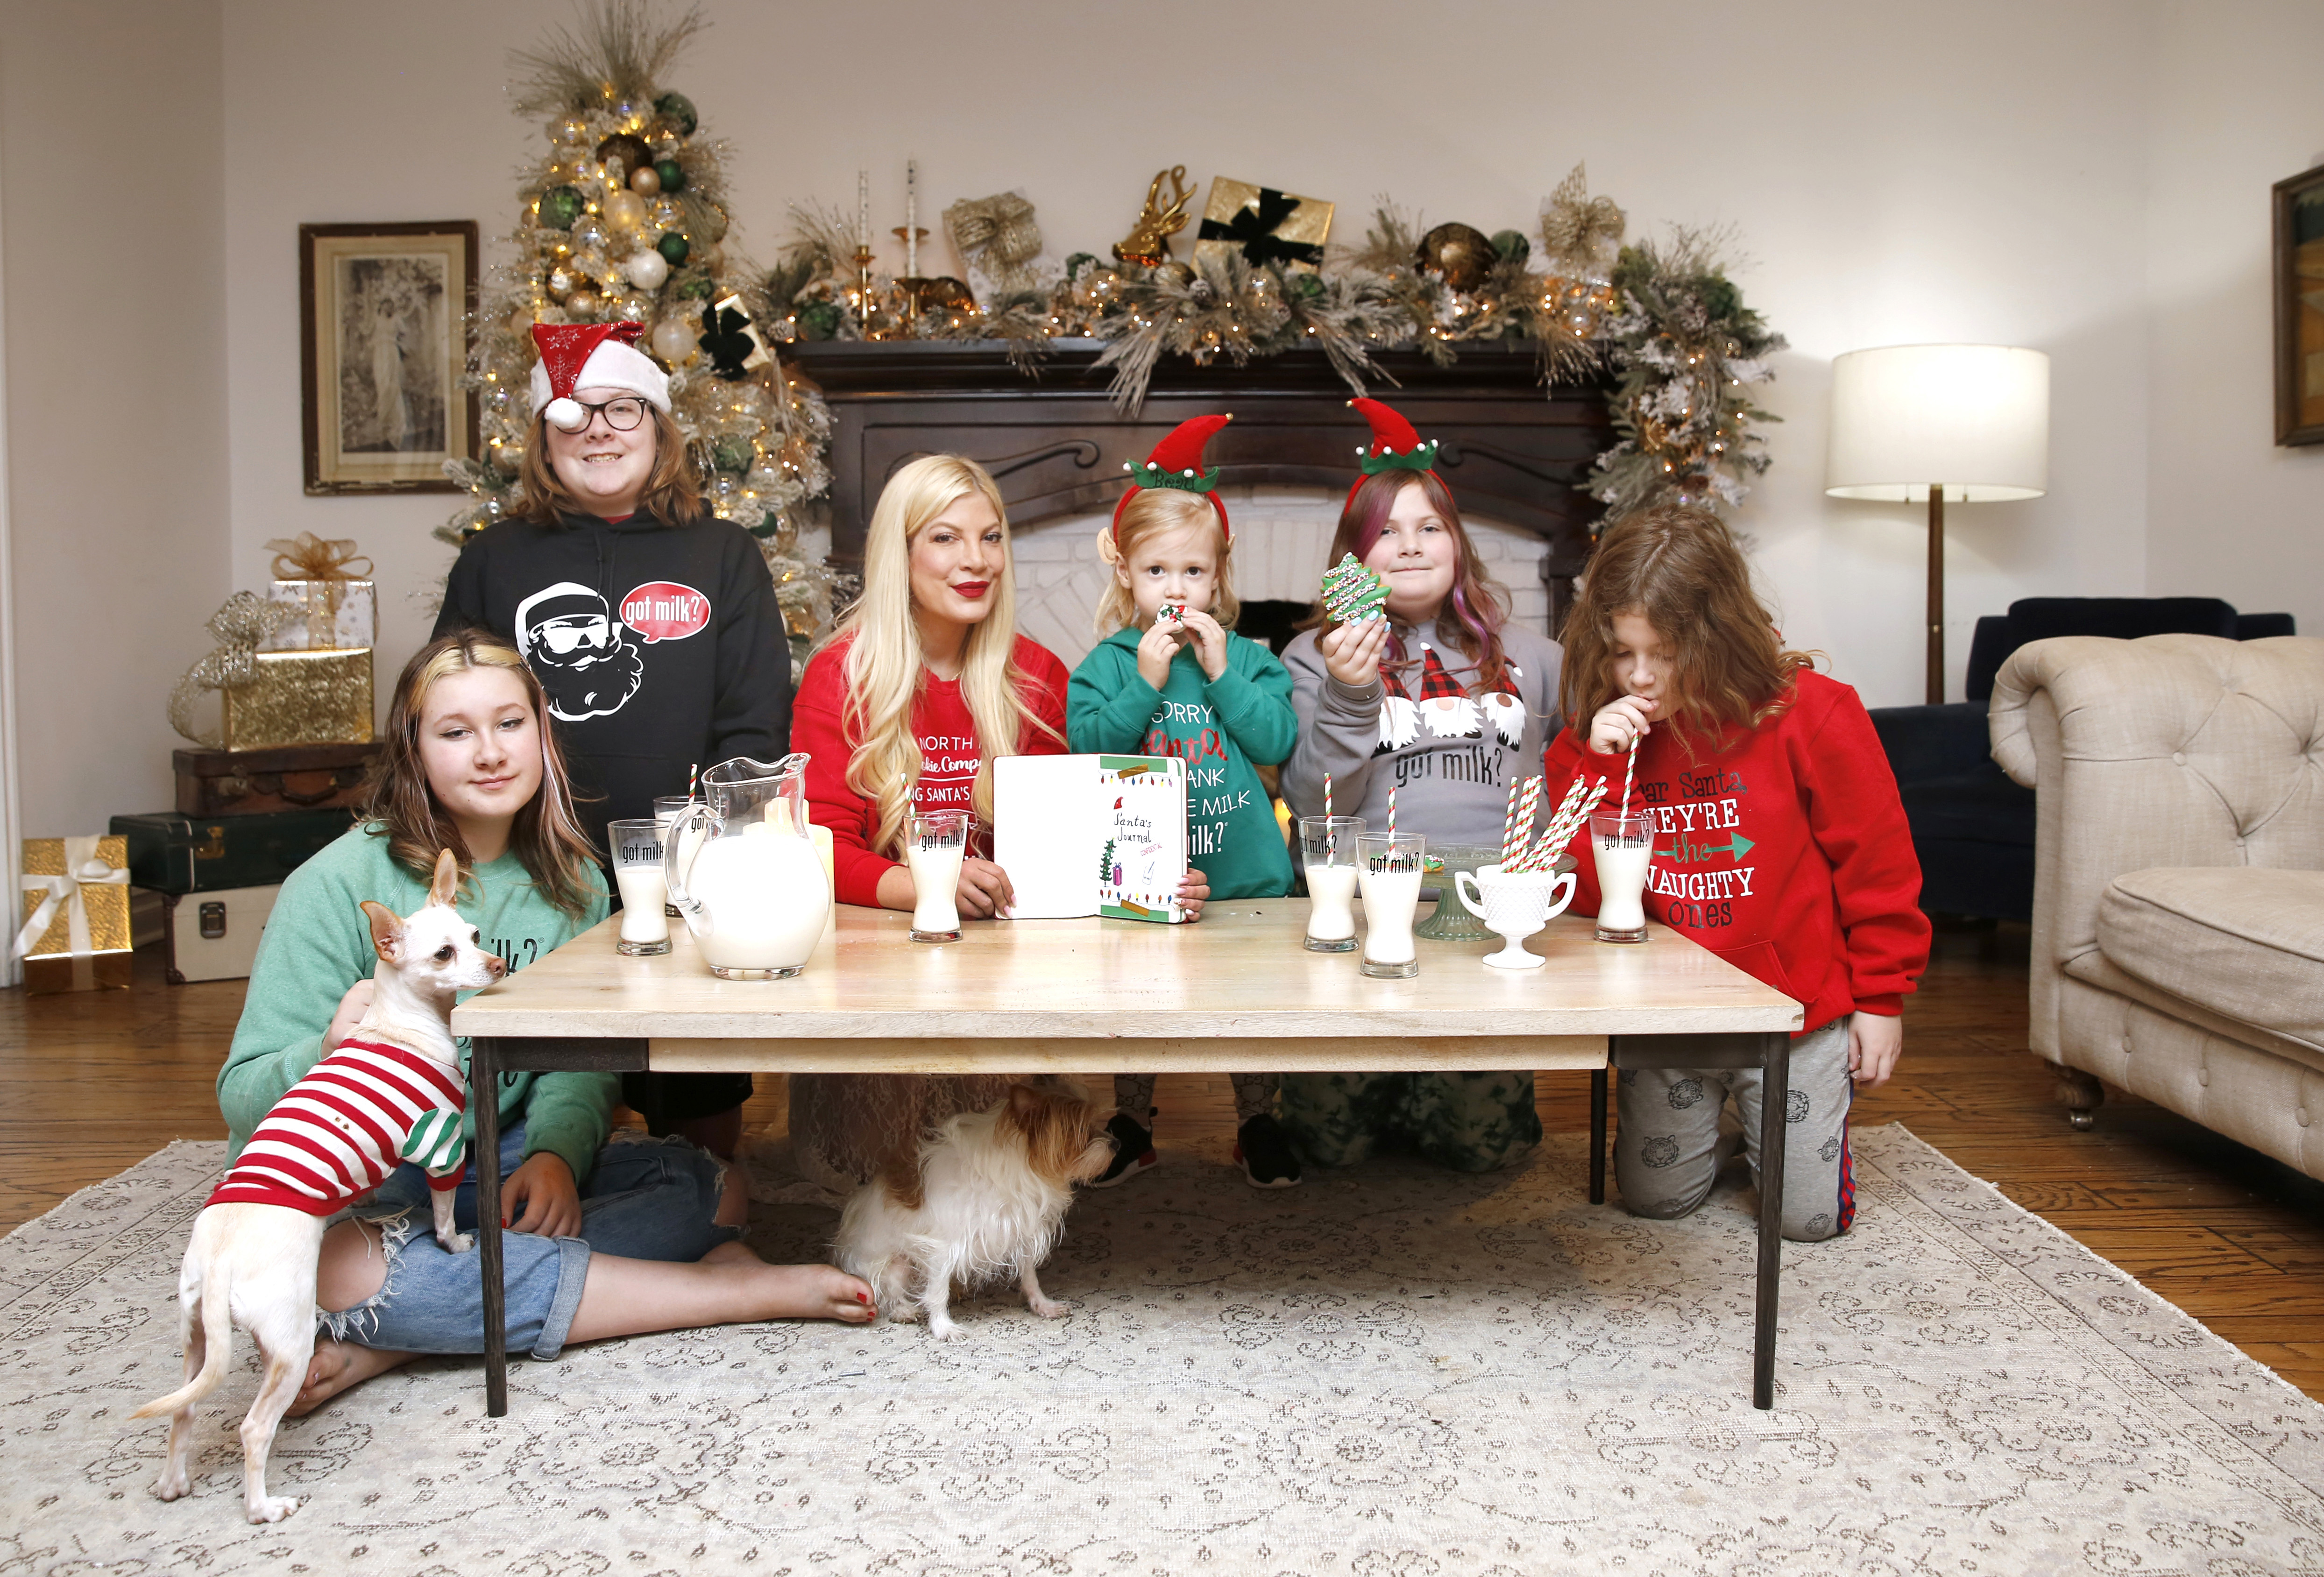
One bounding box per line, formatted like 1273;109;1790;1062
1868;598;2297;921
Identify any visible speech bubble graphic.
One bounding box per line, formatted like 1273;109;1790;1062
620;580;710;644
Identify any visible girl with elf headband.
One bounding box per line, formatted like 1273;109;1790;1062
1277;399;1568;1174
1067;416;1305;1189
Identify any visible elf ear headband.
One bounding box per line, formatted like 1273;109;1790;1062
1346;397;1445;514
1112;413;1233;542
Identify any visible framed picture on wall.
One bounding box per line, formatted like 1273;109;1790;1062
2272;167;2324;446
299;221;479;493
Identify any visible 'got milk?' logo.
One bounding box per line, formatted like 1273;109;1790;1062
620;581;711;643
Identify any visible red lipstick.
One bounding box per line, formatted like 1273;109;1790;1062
951;580;991;600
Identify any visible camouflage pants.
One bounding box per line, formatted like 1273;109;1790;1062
1613;1018;1856;1242
1115;1073;1277;1126
1278;1072;1542;1173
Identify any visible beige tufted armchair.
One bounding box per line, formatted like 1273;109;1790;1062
1991;635;2324;1175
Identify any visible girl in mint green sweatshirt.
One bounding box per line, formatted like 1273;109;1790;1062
221;631;872;1415
1066;416;1304;1188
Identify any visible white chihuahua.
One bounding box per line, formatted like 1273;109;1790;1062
134;849;506;1524
835;1080;1114;1339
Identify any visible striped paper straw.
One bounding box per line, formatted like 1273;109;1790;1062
686;762;700;799
1621;735;1639;821
1509;775;1543;868
1388;785;1397;840
1501;778;1523;865
1325;773;1333;823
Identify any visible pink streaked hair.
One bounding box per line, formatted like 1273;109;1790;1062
1325;469;1514;694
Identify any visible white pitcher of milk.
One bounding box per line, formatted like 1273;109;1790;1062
663;753;830;980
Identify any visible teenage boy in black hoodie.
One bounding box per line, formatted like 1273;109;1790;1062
434;322;790;1158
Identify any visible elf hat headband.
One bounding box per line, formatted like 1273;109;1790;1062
529;322;672;432
1346;397;1445;512
1113;413;1233;540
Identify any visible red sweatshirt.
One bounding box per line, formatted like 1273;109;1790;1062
793;633;1071;907
1544;670;1928;1034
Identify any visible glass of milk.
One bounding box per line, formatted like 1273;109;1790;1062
1298;815;1367;952
906;810;973;942
608;819;671;956
1590;813;1654;943
1357;832;1427;980
652;796;698;916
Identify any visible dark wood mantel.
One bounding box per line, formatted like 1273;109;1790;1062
783;339;1614;623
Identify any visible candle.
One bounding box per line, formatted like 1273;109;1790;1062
905;158;919;277
857;168;869;249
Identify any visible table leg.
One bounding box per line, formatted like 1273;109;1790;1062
473;1036;508;1419
1588;1067;1608;1205
1752;1031;1789;1411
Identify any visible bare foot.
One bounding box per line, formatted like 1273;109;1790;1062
290;1339;413;1416
701;1242;877;1323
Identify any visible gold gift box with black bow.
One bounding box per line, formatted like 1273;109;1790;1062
1195;178;1333;272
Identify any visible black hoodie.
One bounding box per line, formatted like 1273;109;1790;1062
433;510;792;851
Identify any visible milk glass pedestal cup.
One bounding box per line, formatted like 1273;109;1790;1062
1455;861;1580;970
906;811;972;943
1357;832;1426;979
608;819;671;956
652;796;696;917
1591;813;1654;944
1298;815;1367;952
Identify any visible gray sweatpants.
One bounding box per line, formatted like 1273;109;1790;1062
1614;1018;1856;1243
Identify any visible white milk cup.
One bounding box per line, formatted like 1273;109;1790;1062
1455;861;1579;971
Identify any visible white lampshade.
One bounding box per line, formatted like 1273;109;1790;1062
1825;344;2049;502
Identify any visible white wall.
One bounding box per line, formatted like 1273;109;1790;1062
0;0;228;834
2144;0;2324;628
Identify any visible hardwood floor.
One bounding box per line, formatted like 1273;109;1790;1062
7;921;2321;1398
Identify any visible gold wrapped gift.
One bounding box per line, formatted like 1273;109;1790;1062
1195;178;1332;271
261;579;377;651
16;834;132;994
221;649;376;750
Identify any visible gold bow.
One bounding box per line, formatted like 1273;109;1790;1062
1540;163;1626;270
167;591;297;747
265;531;373;582
944;192;1044;292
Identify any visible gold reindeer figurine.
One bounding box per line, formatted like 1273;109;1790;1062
1112;166;1195;268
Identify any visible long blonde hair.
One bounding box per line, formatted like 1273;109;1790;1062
1092;488;1240;635
356;631;602;919
826;454;1059;858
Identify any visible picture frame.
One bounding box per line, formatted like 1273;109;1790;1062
2271;167;2324;446
300;221;480;493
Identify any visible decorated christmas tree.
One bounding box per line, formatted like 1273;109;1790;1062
439;2;838;666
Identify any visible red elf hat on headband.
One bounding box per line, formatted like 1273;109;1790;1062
529;321;671;432
1346;397;1445;512
1114;413;1233;540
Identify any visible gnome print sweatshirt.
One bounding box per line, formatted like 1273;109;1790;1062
434;509;792;851
1068;626;1297;900
791;632;1071;908
1542;669;1930;1034
1280;616;1565;852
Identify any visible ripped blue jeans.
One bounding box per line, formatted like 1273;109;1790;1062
328;1123;738;1361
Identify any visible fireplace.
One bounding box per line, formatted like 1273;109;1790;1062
783;340;1614;649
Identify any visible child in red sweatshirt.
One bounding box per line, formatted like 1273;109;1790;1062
1545;503;1928;1241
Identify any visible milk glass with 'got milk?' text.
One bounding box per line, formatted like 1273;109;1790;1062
1358;832;1427;979
1591;812;1653;944
608;819;670;955
1298;815;1367;952
907;811;972;942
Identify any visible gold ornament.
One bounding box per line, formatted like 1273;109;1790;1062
1540;162;1626;271
1415;222;1498;292
628;163;662;197
604;188;648;233
1113;165;1194;268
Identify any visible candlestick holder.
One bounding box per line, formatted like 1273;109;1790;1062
850;244;876;327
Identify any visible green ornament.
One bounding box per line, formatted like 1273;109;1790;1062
1064;251;1098;283
653;91;698;136
710;435;755;474
672;271;716;300
656;231;690;266
1491;229;1531;265
797;300;842;341
1286;269;1327;303
653;159;685;194
538;185;585;230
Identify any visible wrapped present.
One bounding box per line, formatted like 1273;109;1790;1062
1195;177;1332;271
220;649;374;751
15;834;132;993
258;533;376;651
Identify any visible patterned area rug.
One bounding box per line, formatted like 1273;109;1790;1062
5;1125;2322;1576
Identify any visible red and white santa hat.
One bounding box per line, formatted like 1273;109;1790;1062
529;322;672;432
1114;413;1233;540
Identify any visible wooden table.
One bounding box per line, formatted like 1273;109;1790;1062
451;901;1803;1414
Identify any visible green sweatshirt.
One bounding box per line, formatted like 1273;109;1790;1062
1067;626;1297;900
218;825;616;1184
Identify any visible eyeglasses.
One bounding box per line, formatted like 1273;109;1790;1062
558;396;649;432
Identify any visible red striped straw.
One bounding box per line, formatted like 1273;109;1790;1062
686;761;700;799
1500;778;1523;865
1388;785;1397;840
1621;735;1638;821
1509;775;1543;868
1325;772;1333;823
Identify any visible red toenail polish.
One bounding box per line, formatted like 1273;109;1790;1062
857;1292;869;1304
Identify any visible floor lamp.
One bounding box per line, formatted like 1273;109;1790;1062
1825;346;2049;704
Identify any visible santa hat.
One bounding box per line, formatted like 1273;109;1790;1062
529;322;671;432
1113;414;1233;540
1416;644;1469;702
1346;397;1445;512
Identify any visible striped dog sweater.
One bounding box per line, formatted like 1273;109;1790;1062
207;1037;468;1215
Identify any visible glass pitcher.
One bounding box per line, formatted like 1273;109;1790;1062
663;753;830;979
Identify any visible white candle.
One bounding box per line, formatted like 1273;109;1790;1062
905;158;919;277
857;168;869;250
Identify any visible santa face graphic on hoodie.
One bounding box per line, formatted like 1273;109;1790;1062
514;580;649;721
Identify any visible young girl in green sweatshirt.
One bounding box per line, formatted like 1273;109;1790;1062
220;631;873;1417
1065;415;1304;1188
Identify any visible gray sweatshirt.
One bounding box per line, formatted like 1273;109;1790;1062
1281;615;1565;854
